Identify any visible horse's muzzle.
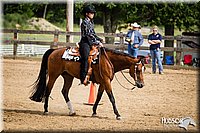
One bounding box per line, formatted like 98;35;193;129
135;81;144;88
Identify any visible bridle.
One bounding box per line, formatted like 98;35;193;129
115;61;145;90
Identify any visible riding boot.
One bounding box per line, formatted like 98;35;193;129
80;57;90;86
80;64;89;85
83;54;93;85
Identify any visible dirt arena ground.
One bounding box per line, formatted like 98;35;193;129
2;59;199;132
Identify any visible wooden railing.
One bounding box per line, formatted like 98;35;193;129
2;29;200;65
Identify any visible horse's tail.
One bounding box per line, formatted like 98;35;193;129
30;49;55;102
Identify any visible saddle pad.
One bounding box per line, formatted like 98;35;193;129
62;49;99;64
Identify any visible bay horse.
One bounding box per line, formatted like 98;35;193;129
30;47;145;120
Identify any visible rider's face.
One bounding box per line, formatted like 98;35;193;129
86;12;94;19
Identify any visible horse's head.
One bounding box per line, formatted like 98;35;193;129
129;58;145;88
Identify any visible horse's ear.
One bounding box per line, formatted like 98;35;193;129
138;57;145;65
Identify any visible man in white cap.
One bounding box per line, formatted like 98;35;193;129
125;22;143;58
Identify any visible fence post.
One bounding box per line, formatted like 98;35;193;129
13;29;18;59
176;36;182;65
51;29;59;49
119;32;124;50
66;31;70;43
119;32;124;45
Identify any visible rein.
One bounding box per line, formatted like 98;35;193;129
99;47;114;79
115;61;143;90
120;71;136;86
98;47;103;79
102;47;114;79
115;69;137;90
114;74;135;90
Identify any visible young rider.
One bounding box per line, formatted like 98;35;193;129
79;5;103;85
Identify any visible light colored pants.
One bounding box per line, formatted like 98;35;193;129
128;44;138;58
150;49;163;73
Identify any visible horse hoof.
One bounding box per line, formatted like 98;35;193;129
69;112;76;116
43;112;49;115
92;113;97;117
116;116;122;120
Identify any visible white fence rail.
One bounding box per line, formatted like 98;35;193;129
0;44;50;56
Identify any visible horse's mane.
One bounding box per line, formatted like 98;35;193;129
105;48;145;65
104;48;136;59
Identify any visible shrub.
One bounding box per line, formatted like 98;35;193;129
3;13;29;29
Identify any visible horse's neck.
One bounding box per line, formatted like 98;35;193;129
108;53;133;72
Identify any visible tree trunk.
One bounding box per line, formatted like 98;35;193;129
164;24;174;64
103;10;116;44
66;1;74;43
43;4;48;19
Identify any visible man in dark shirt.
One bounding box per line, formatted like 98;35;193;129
148;26;164;74
79;5;103;85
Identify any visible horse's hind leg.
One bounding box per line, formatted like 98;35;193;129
92;84;104;117
61;72;75;116
44;76;58;114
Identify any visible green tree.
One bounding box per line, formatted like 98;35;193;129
45;3;66;23
3;4;35;28
74;2;130;43
96;3;130;43
75;2;198;44
3;3;50;28
151;3;199;62
3;2;199;48
124;2;199;63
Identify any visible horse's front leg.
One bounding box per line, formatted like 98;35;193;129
61;72;75;116
92;84;104;117
105;80;121;120
106;90;121;120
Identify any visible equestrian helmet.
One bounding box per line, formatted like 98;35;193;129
83;5;96;14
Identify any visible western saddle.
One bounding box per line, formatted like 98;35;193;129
68;44;99;85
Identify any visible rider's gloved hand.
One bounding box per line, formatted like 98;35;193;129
99;42;104;47
99;38;104;43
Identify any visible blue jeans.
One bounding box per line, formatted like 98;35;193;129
150;49;163;73
128;44;138;58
